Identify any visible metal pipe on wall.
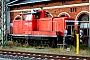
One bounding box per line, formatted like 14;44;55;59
1;0;6;47
88;0;90;47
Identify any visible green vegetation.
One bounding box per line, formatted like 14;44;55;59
80;44;88;50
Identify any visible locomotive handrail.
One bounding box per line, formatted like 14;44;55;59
48;21;58;32
53;20;58;31
48;21;52;31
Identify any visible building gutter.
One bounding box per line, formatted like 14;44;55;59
6;0;19;6
7;0;51;7
10;3;89;12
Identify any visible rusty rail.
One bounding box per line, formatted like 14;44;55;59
0;50;90;60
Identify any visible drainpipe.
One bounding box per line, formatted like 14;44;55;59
5;2;10;46
1;0;6;47
88;0;90;47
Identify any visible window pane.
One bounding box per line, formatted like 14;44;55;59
83;29;87;36
88;23;89;28
80;23;83;28
67;26;71;35
84;23;87;28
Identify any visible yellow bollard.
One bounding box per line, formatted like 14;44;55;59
76;34;79;54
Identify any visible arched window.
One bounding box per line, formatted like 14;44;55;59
78;14;89;36
78;14;89;21
14;15;21;20
58;12;70;17
45;12;53;17
60;14;69;17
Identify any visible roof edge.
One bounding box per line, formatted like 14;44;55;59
7;0;51;7
6;0;19;6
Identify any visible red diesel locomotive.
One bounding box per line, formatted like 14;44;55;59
9;8;75;47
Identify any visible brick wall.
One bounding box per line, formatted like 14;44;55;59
10;0;89;22
10;0;89;10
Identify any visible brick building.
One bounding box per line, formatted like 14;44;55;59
7;0;89;46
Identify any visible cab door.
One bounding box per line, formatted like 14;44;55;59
66;25;74;36
66;21;74;37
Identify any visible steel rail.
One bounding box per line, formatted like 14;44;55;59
0;50;89;60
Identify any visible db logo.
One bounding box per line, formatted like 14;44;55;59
25;22;32;26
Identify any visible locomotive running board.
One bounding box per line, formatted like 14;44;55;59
9;34;57;37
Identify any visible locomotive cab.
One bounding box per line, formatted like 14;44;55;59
66;20;75;37
64;20;75;45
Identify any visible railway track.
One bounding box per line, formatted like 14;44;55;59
0;50;90;60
